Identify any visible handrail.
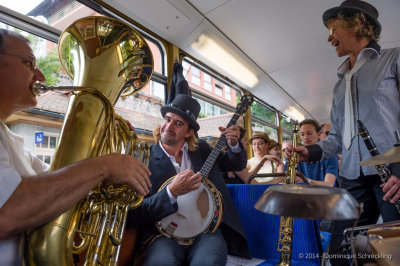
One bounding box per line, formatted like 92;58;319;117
247;172;309;184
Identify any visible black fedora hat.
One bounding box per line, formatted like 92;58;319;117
322;0;381;35
160;94;201;131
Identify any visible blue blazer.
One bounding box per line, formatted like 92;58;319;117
127;140;251;258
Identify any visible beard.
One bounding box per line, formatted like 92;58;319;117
161;130;178;146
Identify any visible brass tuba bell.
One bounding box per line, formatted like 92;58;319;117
23;16;153;266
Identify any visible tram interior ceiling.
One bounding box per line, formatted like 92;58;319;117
1;0;400;265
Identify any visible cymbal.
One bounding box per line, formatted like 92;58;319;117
359;145;400;166
254;185;361;220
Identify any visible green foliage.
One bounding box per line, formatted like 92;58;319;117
0;25;62;86
37;50;61;86
281;117;293;132
251;101;276;124
198;112;208;118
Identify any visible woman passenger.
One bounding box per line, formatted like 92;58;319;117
246;132;283;183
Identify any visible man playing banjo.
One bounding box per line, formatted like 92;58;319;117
127;93;250;265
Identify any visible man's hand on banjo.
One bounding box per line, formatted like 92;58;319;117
219;125;240;147
168;169;202;198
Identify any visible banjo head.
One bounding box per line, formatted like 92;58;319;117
156;178;223;245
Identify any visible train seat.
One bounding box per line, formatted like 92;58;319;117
227;184;322;265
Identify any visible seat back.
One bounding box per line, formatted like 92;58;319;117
227;184;322;265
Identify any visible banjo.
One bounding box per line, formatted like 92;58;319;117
155;94;254;245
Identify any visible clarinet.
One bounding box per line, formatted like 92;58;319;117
357;120;400;214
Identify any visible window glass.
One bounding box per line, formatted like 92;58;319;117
151;81;165;100
214;81;223;97
282;132;292;142
204;73;212;91
224;87;232;101
182;61;190;77
281;116;294;133
184;60;238;107
1;0;166;156
44;155;51;164
251;101;276;125
0;0;52;17
191;66;201;86
42;135;49;148
182;59;242;138
50;136;57;148
251;121;278;142
194;98;229;117
35;133;58;164
146;39;163;74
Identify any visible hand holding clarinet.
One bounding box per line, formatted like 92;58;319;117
357;120;400;211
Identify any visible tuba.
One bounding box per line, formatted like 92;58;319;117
23;16;153;265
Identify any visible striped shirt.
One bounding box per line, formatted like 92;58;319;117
314;42;400;180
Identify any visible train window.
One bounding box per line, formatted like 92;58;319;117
0;0;167;155
190;66;201;87
250;100;278;140
251;101;276;125
183;59;243;138
204;73;212;92
251;121;278;141
281;116;294;133
224;87;232;101
278;115;293;142
214;80;223;97
182;60;190;77
151;81;166;100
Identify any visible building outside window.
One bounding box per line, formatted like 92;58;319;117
224;87;232;101
35;134;58;164
191;66;201;86
204;73;212;92
215;80;223;97
151;81;165;100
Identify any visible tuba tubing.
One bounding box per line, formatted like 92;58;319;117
23;16;153;266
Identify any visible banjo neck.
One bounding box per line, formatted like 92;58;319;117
200;112;241;182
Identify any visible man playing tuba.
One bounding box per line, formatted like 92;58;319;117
0;29;151;266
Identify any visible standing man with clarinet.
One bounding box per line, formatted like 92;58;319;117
284;1;400;265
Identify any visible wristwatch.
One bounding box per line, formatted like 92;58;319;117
306;178;311;185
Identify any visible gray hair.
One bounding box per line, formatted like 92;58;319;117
0;29;30;53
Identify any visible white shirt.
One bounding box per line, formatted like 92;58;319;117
159;142;192;205
0;121;49;266
159;140;241;204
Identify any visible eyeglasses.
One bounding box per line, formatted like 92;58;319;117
0;52;38;71
251;141;266;147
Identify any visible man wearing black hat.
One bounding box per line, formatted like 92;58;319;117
285;1;400;265
127;94;250;265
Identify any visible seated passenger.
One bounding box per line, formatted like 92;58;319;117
268;140;285;172
246;132;283;183
224;126;249;184
298;119;338;186
319;123;331;141
320;123;342;169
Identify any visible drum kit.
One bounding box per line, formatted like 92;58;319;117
255;141;400;265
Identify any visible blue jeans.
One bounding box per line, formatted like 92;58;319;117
142;228;228;266
328;174;400;266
